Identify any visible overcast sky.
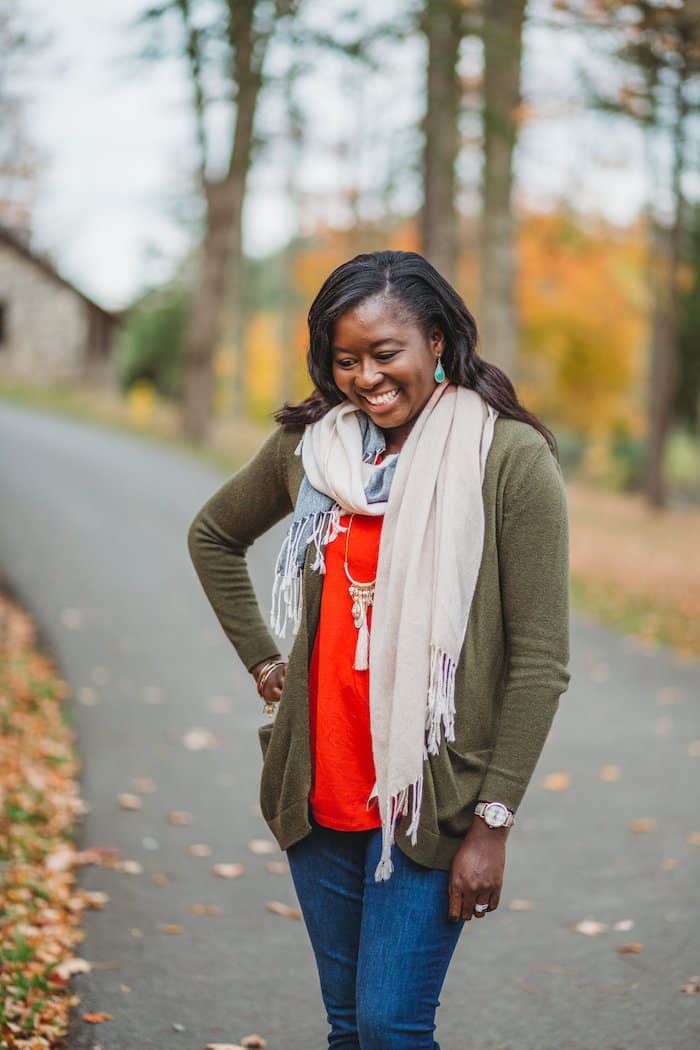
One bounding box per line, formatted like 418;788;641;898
23;0;650;311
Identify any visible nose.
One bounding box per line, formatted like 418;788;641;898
355;357;384;392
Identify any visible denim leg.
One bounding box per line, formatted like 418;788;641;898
286;817;367;1049
355;830;465;1050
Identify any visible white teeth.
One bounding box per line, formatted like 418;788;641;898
364;388;399;405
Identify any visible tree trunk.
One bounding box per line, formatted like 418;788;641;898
179;2;264;442
479;0;525;375
421;0;462;286
181;178;244;441
644;68;687;508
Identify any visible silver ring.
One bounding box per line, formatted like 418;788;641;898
474;903;488;912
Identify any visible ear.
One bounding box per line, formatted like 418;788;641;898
431;329;445;356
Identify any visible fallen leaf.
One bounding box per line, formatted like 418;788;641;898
616;942;643;953
151;872;172;886
542;772;571;791
589;661;609;682
82;1012;113;1023
682;976;700;995
572;919;608;936
599;765;621;782
166;810;192;826
612;919;634;931
629;818;656;833
686;831;700;846
688;740;700;757
207;695;232;713
117;793;142;811
248;838;277;855
74;846;121;867
507;899;535;911
129;928;143;939
158;923;184;934
265;860;288;875
656;686;685;705
212;862;246;879
204;1044;245;1049
92;664;110;684
183;727;219;750
172;1022;185;1032
84;890;110;909
266;900;302;920
116;859;143;875
77;685;99;705
241;1035;267;1048
191;903;222;916
54;957;92;979
189;843;212;857
142;685;164;704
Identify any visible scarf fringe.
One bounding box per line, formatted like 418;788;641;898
373;772;424;881
425;645;457;755
270;505;347;638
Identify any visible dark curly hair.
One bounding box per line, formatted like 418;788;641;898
273;249;557;457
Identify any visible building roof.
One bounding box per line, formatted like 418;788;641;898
0;225;121;323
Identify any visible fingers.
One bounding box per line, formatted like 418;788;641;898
264;665;287;704
448;885;499;922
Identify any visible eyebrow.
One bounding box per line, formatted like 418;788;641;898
331;339;401;354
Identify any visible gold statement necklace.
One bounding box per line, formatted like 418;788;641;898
343;512;375;671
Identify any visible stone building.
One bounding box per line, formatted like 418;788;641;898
0;225;120;384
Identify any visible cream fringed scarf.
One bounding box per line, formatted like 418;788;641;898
270;382;498;881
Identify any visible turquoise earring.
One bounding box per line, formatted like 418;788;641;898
434;355;446;383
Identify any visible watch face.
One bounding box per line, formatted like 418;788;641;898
485;802;508;827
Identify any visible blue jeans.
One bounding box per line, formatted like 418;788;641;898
286;813;465;1049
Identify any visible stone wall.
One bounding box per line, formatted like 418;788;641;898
0;243;93;381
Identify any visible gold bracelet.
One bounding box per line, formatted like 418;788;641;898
256;659;285;698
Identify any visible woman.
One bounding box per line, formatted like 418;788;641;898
187;250;571;1049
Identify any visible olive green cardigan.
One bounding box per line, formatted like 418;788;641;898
187;416;571;870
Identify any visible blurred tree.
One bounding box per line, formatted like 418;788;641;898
134;0;301;442
420;0;473;285
558;0;700;505
0;5;47;239
479;0;526;376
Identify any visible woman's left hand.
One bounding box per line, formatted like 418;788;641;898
447;819;508;922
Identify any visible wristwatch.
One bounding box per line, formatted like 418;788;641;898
474;800;514;828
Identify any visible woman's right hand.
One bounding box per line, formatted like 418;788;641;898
250;658;287;705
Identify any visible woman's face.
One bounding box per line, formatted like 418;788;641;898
330;295;444;452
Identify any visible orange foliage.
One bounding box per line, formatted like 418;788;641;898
517;210;648;437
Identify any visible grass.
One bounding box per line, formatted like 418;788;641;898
1;375;698;658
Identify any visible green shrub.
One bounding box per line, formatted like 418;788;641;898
118;283;190;398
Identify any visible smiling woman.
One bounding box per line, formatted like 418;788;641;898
187;249;571;1050
329;298;444;454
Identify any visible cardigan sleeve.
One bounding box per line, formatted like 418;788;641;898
186;425;297;673
478;440;571;813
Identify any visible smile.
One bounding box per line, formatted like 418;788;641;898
361;387;400;407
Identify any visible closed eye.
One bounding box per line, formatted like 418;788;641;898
336;352;398;369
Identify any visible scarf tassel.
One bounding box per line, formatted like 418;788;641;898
425;645;457;755
270;505;347;638
373;772;425;882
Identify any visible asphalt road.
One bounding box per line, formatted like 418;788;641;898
0;399;698;1050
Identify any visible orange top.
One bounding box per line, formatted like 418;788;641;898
308;460;385;831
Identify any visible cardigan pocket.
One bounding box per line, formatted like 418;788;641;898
434;742;493;838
